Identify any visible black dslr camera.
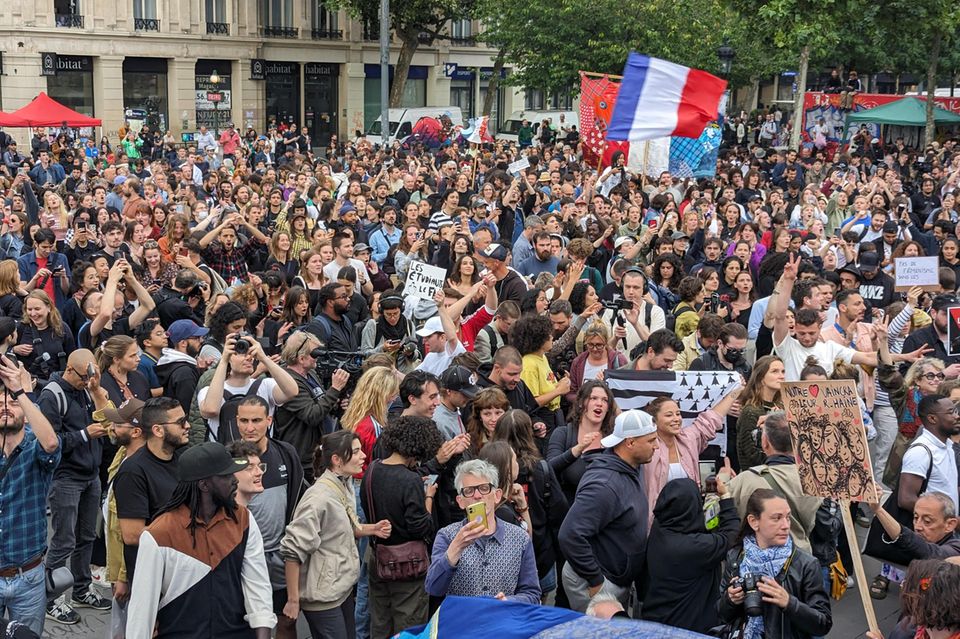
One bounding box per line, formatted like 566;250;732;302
601;297;633;312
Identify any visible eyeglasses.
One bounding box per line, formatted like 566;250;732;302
67;366;92;382
586;342;606;350
458;483;494;498
244;462;267;473
156;416;189;427
921;372;946;382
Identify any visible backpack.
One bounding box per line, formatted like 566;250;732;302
39;380;70;418
384;242;400;276
216;378;266;444
188;367;217;447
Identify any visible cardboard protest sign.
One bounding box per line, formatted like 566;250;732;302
948;306;960;357
894;256;940;291
783;380;879;503
405;261;447;300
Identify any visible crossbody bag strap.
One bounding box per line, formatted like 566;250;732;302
0;447;24;484
364;461;378;544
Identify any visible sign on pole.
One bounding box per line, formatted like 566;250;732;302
894;256;940;291
784;379;880;635
783;380;879;503
405;261;447;300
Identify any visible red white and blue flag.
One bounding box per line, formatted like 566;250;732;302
607;52;727;142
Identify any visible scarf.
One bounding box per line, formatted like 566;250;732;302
739;535;794;639
376;315;408;343
900;387;923;438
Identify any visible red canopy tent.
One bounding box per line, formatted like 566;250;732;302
0;110;27;127
1;92;101;127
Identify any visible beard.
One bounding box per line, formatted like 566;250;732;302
186;341;201;358
162;428;185;450
112;431;133;447
212;486;237;512
536;250;552;262
0;416;24;435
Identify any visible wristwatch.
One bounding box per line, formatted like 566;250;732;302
9;388;24;400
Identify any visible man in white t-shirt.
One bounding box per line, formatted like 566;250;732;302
769;253;877;381
323;233;373;296
416;291;466;376
900;395;960;513
199;332;299;441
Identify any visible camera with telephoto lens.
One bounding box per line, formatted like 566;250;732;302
601;297;633;312
233;331;252;355
396;337;421;366
741;573;764;617
311;343;374;397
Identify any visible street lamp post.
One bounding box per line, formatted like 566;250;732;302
717;43;735;133
210;70;221;139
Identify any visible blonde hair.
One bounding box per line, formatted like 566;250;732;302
21;291;64;337
340;366;399;430
280;331;320;366
905;357;945;388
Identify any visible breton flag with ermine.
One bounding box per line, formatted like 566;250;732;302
604;369;741;454
607;52;727;143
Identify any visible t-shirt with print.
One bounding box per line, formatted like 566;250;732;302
901;430;959;511
196;377;282;441
247;441;289;588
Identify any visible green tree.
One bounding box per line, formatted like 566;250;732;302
330;0;477;107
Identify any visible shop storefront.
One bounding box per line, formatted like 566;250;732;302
363;64;427;129
42;54;95;118
195;59;232;132
264;61;301;129
304;62;338;149
448;66;475;120
123;57;168;132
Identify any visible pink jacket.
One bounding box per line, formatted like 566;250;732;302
643;409;723;528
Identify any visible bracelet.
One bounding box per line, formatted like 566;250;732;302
9;388;24;400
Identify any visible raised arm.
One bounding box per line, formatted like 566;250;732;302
770;253;799;346
123;267;156;328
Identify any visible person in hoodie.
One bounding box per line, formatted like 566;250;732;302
643;477;739;633
558;409;659;613
156;319;208;415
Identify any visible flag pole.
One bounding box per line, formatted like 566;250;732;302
579;70;625;80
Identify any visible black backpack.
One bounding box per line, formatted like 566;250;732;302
216;378;265;444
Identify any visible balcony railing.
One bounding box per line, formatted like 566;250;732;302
134;18;160;31
55;13;84;27
206;21;229;34
450;36;475;46
311;28;342;39
262;25;299;38
362;24;379;40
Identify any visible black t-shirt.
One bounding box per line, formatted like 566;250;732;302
101;368;152;405
78;316;131;351
114;446;181;578
17;321;75;381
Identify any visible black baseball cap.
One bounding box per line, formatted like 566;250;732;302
440;366;480;399
882;220;899;234
858;252;880;272
178;442;249;482
932;294;958;312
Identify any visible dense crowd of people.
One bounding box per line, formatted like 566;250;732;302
0;113;958;639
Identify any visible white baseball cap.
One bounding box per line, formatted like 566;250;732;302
415;316;444;337
601;409;657;447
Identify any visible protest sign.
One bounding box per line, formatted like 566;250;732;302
783;380;879;503
894;256;940;291
405;261;447;300
949;306;960;357
784;379;880;634
507;157;530;175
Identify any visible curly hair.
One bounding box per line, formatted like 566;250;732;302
900;558;960;630
652;253;683;290
567;380;616;437
379;415;444;462
207;301;248;345
510;313;553;355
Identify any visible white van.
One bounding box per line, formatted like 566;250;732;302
495;110;579;145
365;106;465;146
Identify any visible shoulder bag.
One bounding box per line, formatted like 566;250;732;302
365;461;430;582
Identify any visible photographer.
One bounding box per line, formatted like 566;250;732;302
198;331;298;443
274;331;349;482
153;269;207;329
603;267;664;358
17;228;70;310
717;488;831;639
359;293;421;373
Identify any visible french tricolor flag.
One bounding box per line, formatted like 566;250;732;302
607;53;727;142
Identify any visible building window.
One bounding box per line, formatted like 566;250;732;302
133;0;156;19
311;1;340;38
54;0;84;27
548;90;573;110
525;89;544;111
205;0;226;23
261;0;292;27
451;19;471;42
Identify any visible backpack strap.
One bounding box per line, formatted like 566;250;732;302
905;443;935;492
41;380;69;417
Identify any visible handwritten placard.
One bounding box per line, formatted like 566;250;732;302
894;256;940;291
405;261;447;300
507;157;530;175
783;380;879;503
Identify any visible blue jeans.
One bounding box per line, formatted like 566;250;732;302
0;563;47;635
47;475;101;599
354;481;370;639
